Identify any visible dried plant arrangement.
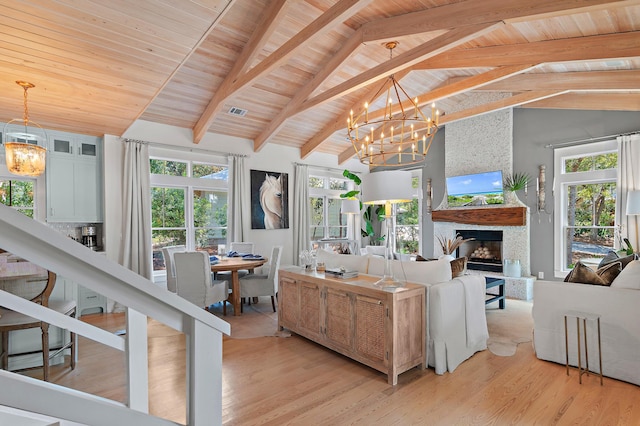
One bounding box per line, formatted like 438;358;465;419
437;233;475;255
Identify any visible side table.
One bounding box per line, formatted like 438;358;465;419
564;310;603;385
485;277;505;309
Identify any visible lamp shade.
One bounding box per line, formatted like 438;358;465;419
627;190;640;215
361;170;413;205
341;198;360;214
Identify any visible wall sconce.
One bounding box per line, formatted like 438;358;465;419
535;165;552;221
426;178;433;214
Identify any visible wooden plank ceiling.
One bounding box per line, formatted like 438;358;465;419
1;0;639;162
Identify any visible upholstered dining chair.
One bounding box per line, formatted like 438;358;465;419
239;245;283;312
161;245;186;293
217;241;256;280
174;251;229;315
0;271;77;381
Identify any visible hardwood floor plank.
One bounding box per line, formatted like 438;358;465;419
18;306;640;425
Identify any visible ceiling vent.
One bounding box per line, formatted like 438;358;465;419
227;107;248;117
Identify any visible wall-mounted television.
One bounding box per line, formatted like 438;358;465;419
446;170;504;207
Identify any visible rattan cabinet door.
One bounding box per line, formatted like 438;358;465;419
325;288;353;351
279;277;299;330
354;294;386;365
298;281;322;340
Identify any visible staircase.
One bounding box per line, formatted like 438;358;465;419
0;205;230;425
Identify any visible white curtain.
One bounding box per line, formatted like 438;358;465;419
617;134;640;252
293;164;310;262
121;140;152;279
228;154;249;243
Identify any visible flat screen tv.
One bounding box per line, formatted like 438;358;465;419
446;170;504;207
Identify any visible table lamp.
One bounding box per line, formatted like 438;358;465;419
361;170;413;288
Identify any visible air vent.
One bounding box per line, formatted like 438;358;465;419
227;107;248;117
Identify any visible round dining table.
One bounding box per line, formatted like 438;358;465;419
210;257;267;316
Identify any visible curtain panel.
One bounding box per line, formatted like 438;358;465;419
293;164;310;263
617;134;640;251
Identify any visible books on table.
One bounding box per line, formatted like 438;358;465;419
324;268;358;279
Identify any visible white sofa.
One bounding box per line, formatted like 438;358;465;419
533;260;640;386
315;249;488;374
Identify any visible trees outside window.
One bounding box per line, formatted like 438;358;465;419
150;157;228;272
554;140;618;275
395;174;422;255
0;179;35;218
309;172;350;245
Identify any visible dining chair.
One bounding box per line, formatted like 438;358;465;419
239;245;283;312
218;241;256;280
174;251;229;315
0;271;76;381
161;245;186;293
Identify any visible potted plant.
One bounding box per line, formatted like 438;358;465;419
503;172;530;205
436;233;474;260
341;170;384;244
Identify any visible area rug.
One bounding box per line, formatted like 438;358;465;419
209;300;290;339
485;299;534;356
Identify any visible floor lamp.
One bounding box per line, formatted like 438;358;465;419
361;171;413;288
341;198;360;254
627;190;640;251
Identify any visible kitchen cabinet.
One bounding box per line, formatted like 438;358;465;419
279;268;425;385
46;132;103;222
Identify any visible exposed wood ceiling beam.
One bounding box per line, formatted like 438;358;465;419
125;0;236;133
192;0;289;143
469;70;640;92
252;28;364;152
361;0;635;43
524;92;640;110
193;0;374;143
417;31;640;69
301;23;503;115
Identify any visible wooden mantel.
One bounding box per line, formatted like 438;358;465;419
431;206;527;226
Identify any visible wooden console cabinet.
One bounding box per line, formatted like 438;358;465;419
278;268;425;385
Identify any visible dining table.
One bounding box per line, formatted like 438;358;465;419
210;257;267;316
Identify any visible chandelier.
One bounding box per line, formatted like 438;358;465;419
347;41;440;168
3;81;47;177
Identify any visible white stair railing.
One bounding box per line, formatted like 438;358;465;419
0;204;230;425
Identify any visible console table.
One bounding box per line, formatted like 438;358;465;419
278;268;425;385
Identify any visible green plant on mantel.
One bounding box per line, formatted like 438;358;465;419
503;172;530;192
341;170;384;241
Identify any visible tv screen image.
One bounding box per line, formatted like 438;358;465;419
446;170;504;207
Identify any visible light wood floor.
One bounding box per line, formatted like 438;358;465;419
25;305;640;426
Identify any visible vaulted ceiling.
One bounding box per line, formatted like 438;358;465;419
1;0;639;163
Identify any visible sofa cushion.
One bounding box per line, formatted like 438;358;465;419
315;249;369;273
368;256;452;285
610;259;640;289
563;261;621;286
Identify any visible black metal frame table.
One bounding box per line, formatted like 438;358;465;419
485;277;505;309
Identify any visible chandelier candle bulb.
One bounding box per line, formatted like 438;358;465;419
390;126;393;142
364;102;369;123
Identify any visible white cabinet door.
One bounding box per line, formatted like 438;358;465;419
75;161;101;221
47;156;76;221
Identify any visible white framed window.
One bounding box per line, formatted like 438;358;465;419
150;154;228;274
0;177;36;218
553;140;618;277
395;171;423;256
309;172;351;241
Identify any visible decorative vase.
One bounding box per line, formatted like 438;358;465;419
439;254;455;262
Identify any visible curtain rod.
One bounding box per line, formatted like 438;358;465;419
294;162;358;174
123;138;245;157
544;131;640;149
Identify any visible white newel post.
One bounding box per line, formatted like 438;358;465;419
188;318;223;425
127;308;149;412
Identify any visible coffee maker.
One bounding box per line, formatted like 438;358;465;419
81;226;97;249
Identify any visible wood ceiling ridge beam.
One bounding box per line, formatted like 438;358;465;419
192;0;289;144
361;0;628;43
473;69;640;91
253;28;365;152
124;0;236;137
301;22;503;116
300;70;409;159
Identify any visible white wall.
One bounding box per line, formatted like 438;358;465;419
103;120;367;269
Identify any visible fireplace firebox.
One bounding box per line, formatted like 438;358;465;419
455;230;503;272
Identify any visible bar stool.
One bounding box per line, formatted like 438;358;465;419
563;310;603;385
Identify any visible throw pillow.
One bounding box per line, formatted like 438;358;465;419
450;257;467;278
596;261;623;285
564;262;606;285
610;260;640;289
599;252;639;270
